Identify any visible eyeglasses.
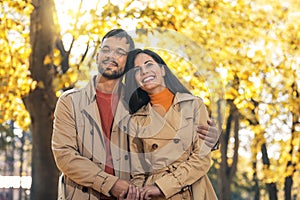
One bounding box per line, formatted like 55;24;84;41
99;47;128;57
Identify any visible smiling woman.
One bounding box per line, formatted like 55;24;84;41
123;48;218;200
133;52;166;95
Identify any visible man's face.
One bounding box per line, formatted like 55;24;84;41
96;36;130;79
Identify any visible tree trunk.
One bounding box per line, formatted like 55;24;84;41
248;99;260;200
284;113;298;200
284;176;292;200
25;0;59;199
19;131;25;200
219;100;239;200
261;143;278;200
9;121;15;200
252;160;260;200
283;80;299;200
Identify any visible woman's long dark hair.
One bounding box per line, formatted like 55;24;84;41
124;49;191;114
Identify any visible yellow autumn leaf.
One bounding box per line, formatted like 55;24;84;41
43;55;52;65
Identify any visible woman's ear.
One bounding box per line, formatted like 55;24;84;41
161;66;166;77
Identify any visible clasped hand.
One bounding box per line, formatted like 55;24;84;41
119;185;162;200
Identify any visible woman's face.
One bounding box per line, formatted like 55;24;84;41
133;53;166;94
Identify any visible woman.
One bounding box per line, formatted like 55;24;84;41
124;49;217;200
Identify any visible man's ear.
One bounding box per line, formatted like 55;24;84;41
96;52;99;64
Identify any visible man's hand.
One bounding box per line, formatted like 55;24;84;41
119;184;139;200
197;119;219;148
140;185;163;200
110;179;130;198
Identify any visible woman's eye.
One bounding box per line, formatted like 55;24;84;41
146;63;153;68
134;68;140;74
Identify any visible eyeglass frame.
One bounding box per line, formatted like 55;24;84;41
99;46;128;57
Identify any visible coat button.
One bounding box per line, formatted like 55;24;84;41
152;143;158;149
124;155;129;160
123;126;127;132
82;187;88;193
173;138;180;144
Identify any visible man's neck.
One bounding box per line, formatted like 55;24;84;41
96;74;121;94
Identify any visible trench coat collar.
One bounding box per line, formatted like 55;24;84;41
133;92;197;116
132;92;197;131
83;76;97;102
83;76;129;126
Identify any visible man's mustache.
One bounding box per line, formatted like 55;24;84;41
102;59;118;67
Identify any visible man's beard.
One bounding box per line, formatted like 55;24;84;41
99;67;125;79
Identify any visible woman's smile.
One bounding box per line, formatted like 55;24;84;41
134;53;166;94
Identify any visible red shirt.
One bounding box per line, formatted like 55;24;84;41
96;90;119;176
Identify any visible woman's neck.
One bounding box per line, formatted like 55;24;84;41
149;88;174;112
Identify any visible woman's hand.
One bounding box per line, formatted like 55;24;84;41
197;119;219;148
119;184;139;200
140;185;163;200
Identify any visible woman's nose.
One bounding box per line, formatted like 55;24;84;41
140;66;148;74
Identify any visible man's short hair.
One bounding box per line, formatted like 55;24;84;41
102;29;135;51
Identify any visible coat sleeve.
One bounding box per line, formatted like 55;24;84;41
155;99;212;199
128;118;148;188
51;93;118;197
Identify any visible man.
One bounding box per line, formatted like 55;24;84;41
51;29;219;200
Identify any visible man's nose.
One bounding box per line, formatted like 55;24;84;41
107;50;117;58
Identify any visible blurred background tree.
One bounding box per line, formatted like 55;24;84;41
0;0;299;199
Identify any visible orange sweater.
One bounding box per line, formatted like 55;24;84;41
149;88;174;113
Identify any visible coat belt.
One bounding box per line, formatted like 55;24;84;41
64;175;88;193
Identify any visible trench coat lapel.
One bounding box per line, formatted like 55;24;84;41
83;101;101;126
166;104;185;131
167;93;197;130
82;81;103;136
81;76;102;130
134;93;197;138
113;96;130;131
133;104;166;138
80;78;106;162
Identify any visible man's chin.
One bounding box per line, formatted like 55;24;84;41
102;72;124;79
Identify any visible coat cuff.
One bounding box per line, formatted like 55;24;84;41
155;177;181;199
92;172;119;197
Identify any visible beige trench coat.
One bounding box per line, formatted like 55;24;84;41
52;76;131;199
129;93;218;200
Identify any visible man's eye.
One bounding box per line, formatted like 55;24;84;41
116;50;127;56
101;48;110;54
